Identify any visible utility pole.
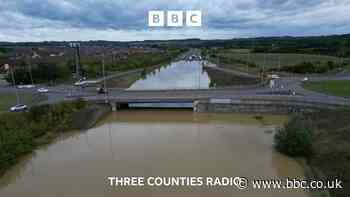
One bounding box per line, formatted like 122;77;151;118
318;52;321;73
76;44;81;78
102;53;108;102
70;42;81;79
245;52;248;72
10;65;20;105
251;37;257;76
198;63;201;89
278;56;281;72
247;36;252;72
26;56;34;85
263;53;267;81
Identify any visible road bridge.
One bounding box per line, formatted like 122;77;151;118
66;88;350;113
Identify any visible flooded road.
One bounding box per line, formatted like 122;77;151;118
105;59;258;90
0;111;308;197
128;61;211;90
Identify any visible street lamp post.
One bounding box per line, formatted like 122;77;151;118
70;42;81;79
26;56;34;85
102;53;108;103
10;66;20;105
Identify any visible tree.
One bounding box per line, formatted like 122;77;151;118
274;115;313;157
5;62;71;85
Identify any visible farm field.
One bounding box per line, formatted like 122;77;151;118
216;49;345;69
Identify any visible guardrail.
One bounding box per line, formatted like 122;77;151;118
194;95;350;113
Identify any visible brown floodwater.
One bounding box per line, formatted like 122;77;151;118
0;111;309;197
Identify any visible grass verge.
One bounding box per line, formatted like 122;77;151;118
0;92;47;112
303;80;350;97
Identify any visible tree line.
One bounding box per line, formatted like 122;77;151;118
5;48;185;85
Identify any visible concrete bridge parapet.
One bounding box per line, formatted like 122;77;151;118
193;97;349;114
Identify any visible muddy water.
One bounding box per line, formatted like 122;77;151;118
128;61;211;90
0;111;308;197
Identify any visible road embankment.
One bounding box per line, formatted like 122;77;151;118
73;103;111;130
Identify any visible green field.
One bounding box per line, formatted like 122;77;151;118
0;92;47;111
217;50;343;69
303;80;350;97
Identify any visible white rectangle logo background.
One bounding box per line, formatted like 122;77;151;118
148;10;201;27
148;11;165;27
186;11;202;27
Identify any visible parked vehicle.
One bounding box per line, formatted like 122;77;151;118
10;104;28;112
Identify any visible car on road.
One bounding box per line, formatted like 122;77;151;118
10;104;28;112
17;84;36;89
270;74;280;79
37;87;49;93
97;87;108;94
74;77;98;87
74;80;87;86
302;77;309;82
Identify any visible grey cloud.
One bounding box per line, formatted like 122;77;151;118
0;0;349;41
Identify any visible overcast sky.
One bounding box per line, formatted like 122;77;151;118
1;0;350;42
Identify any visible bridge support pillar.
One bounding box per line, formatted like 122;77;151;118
110;102;117;112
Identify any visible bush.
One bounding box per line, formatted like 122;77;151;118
0;101;88;175
27;100;87;132
274;115;313;157
5;62;71;85
0;113;35;174
276;61;344;74
81;49;185;76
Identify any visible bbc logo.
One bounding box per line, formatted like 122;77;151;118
148;10;202;27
